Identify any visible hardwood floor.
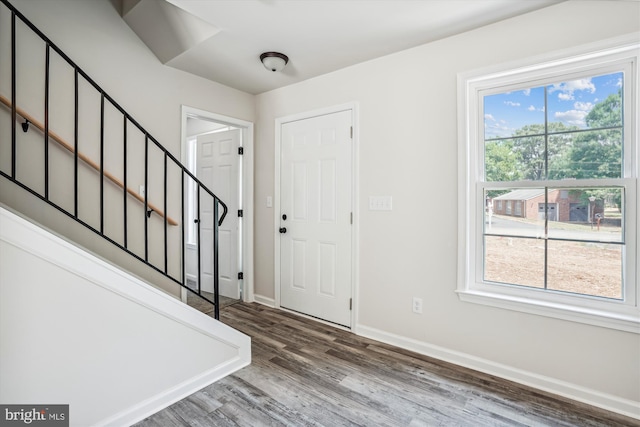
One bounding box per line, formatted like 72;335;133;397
135;303;639;427
186;291;239;317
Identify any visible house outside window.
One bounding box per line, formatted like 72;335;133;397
457;38;639;332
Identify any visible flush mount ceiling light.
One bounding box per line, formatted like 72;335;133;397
260;52;289;72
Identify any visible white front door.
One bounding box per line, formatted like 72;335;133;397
280;110;353;327
197;129;241;299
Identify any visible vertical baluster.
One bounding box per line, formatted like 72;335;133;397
213;199;220;320
196;182;201;295
74;69;78;217
44;44;49;199
10;11;16;178
163;151;168;274
99;93;104;234
181;169;186;287
144;134;149;262
123;115;128;248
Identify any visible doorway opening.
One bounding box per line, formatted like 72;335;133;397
180;106;254;311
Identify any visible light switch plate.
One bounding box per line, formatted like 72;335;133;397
369;196;392;211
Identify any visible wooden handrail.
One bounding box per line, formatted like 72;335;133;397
0;94;178;226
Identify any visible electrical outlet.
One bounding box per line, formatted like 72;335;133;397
139;185;145;197
412;297;423;314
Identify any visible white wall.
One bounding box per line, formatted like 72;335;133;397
254;0;640;416
0;0;254;293
0;206;250;426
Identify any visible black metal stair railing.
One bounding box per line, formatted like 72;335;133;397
0;0;227;319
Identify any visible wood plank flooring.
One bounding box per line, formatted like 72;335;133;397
134;303;639;427
186;291;239;317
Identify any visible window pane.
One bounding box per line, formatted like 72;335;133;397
547;132;575;179
484;236;544;288
547;241;622;299
556;129;622;179
484;87;545;140
484;72;624;183
485;188;545;237
485;136;546;181
484;139;522;182
547;72;623;131
547;187;623;243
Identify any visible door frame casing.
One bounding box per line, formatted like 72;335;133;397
180;105;255;303
274;103;359;329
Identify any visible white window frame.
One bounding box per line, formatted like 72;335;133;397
457;36;639;333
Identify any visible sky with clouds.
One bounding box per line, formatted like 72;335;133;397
484;72;622;139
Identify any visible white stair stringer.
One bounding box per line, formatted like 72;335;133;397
0;205;251;427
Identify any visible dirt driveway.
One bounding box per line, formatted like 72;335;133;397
484;217;622;299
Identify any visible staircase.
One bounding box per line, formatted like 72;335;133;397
0;1;250;425
0;0;226;318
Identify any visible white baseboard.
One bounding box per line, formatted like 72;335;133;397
356;324;640;420
253;294;276;307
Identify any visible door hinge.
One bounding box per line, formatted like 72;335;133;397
238;146;244;155
349;298;353;310
238;209;243;217
350;212;353;224
238;272;244;280
350;126;353;139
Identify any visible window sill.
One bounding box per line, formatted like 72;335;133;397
456;289;640;334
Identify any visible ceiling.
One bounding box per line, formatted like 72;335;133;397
122;0;565;95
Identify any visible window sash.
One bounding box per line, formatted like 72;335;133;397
473;179;636;301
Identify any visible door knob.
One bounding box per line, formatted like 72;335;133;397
279;227;287;234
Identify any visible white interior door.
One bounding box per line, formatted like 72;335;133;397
280;110;353;327
197;129;240;299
